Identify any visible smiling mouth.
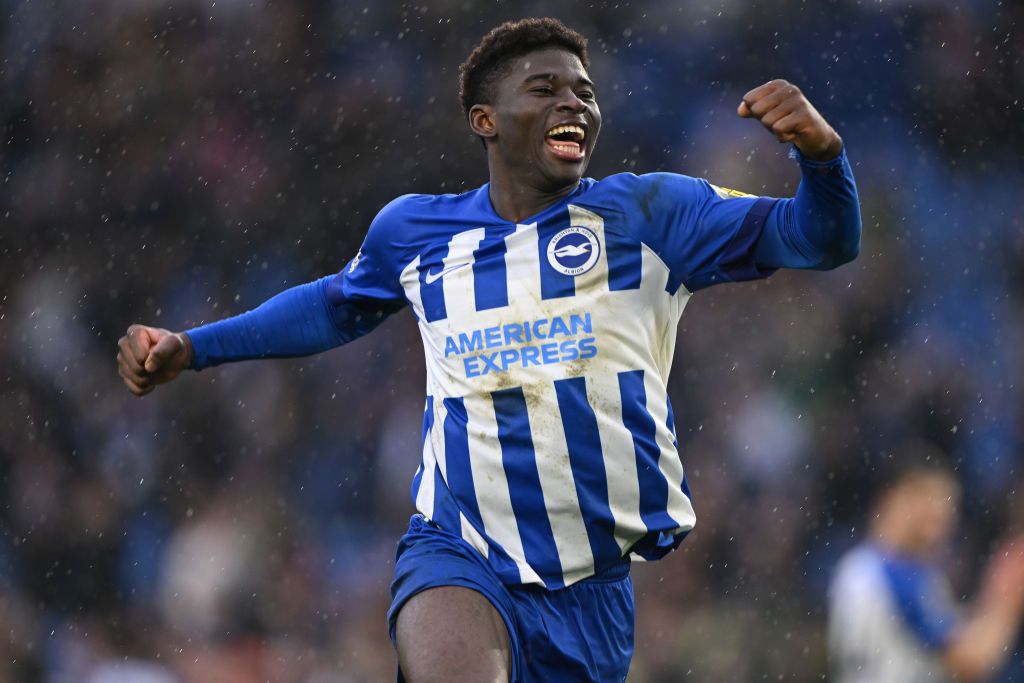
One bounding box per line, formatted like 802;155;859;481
545;124;586;161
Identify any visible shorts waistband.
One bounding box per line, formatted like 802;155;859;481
582;554;631;584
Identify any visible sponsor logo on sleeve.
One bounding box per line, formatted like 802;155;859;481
711;184;754;199
348;250;363;273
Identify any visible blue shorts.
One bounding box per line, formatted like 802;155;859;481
388;515;635;682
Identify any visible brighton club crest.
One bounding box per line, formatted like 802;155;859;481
547;226;600;276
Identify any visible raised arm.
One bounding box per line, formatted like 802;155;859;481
738;79;861;271
622;79;861;293
941;535;1024;681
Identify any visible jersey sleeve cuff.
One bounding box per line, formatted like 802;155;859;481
183;327;211;370
789;144;847;168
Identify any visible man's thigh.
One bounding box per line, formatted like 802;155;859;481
395;585;511;683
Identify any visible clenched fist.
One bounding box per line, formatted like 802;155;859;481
738;79;843;161
116;324;193;396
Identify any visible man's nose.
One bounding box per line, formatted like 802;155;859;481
556;90;587;112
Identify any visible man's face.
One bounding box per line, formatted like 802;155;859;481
893;473;960;556
910;474;960;552
486;47;601;191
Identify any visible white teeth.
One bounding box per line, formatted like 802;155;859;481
546;124;585;140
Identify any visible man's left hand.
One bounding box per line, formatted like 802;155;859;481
738;79;843;161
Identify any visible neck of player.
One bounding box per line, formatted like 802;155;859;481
486;159;580;224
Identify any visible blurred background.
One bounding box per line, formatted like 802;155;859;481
1;0;1022;681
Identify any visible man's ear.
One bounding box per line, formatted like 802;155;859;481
469;104;497;140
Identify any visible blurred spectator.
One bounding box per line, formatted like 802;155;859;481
829;451;1024;682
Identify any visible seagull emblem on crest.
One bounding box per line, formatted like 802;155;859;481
553;243;592;258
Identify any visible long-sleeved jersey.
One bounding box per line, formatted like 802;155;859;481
188;147;861;589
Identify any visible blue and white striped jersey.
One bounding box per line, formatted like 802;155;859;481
829;544;960;683
185;150;857;588
328;170;791;589
324;155;860;589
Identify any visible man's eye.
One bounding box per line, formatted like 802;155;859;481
578;91;596;100
532;86;554;95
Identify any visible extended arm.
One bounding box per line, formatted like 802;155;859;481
186;275;397;369
117;274;401;396
118;196;412;396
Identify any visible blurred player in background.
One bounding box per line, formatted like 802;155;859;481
118;17;860;682
829;456;1024;683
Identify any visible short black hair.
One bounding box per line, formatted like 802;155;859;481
458;18;590;117
871;439;957;505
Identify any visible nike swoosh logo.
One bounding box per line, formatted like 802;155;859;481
425;262;470;284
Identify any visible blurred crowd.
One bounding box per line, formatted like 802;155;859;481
1;0;1022;681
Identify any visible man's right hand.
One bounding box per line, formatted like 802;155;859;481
116;324;193;396
982;534;1024;612
942;533;1024;680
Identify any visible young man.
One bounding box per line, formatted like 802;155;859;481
829;460;1024;683
117;18;860;682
